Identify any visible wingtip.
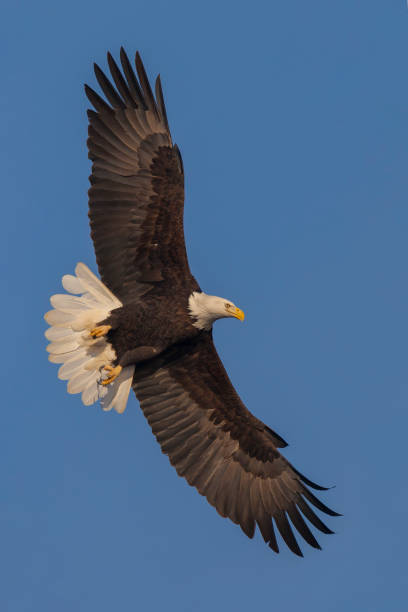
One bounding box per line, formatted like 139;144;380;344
120;46;128;62
84;83;95;103
93;62;102;80
293;467;331;491
135;50;142;70
268;540;279;554
302;487;340;517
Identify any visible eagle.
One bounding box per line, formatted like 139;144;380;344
45;48;339;556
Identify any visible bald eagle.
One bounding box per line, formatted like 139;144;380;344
45;49;339;556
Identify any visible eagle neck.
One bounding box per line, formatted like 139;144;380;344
188;291;218;331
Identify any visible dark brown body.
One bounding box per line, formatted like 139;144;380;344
104;290;199;367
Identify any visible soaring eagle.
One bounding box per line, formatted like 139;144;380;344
45;49;339;556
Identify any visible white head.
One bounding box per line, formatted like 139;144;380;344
188;291;245;331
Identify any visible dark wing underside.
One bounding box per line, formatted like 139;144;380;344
133;334;339;556
86;49;198;302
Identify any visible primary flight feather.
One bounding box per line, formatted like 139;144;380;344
45;48;339;556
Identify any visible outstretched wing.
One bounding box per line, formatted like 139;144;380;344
85;49;198;303
133;334;339;556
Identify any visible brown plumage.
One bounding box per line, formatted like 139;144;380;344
75;48;340;556
86;50;196;302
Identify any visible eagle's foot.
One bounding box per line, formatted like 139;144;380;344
101;364;122;385
90;325;111;338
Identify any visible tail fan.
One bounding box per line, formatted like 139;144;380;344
44;263;134;414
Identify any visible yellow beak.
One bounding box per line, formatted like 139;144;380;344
232;307;245;321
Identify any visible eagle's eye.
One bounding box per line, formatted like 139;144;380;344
225;303;231;310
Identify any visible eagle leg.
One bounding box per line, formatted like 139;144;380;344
101;364;122;385
118;346;162;367
90;325;111;338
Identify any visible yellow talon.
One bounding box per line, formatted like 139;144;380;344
90;325;111;338
101;364;122;385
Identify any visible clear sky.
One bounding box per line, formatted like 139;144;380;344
1;1;407;610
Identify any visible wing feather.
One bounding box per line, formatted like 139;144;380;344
132;334;338;556
107;52;136;107
287;503;321;550
274;510;303;557
296;497;334;535
120;47;146;109
86;50;198;302
155;76;170;134
135;52;158;116
94;63;126;109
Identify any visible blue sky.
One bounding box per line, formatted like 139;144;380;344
1;1;407;610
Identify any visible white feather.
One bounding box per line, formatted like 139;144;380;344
70;309;110;332
49;349;87;364
50;294;92;313
58;353;90;380
44;309;75;326
75;263;121;308
100;366;135;413
55;352;89;374
45;327;74;341
45;263;134;414
49;353;68;364
46;339;79;355
82;379;100;406
84;348;115;372
113;368;134;414
62;274;84;294
68;369;96;394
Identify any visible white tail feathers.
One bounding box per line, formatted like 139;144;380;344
45;263;135;414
